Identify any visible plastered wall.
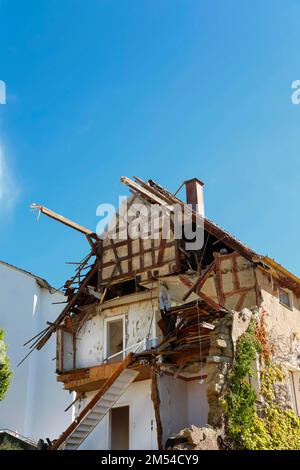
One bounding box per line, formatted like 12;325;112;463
77;380;157;450
258;269;300;368
158;374;209;446
200;254;257;311
72;298;157;369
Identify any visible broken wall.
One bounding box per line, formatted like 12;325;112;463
158;374;209;447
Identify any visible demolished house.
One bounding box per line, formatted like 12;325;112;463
26;176;300;450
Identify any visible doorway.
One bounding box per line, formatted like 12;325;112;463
110;405;130;450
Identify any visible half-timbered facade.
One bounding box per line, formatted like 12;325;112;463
27;176;300;450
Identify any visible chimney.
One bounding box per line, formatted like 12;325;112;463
185;178;205;217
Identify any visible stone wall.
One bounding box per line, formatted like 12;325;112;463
206;308;255;429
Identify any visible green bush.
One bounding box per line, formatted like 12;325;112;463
223;318;300;450
0;437;22;451
223;319;261;447
243;364;300;450
0;329;12;401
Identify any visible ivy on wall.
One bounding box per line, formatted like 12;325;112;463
221;318;261;448
223;315;300;450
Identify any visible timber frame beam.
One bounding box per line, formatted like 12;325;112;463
31;204;97;239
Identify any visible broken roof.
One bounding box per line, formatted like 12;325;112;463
122;177;300;289
26;175;300;354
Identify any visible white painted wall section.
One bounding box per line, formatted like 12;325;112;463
158;375;209;446
78;380;157;450
0;261;72;441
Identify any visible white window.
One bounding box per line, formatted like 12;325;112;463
279;288;292;309
104;315;125;363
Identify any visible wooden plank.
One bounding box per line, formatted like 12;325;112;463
56;329;63;373
57;368;89;383
109;238;124;275
182;261;216;301
157;236;167;265
30;204;96;238
198;291;221;311
36;265;98;350
85;235;98;256
214;253;225;306
232;254;240;290
139;238;144;270
151;366;163;450
127;229;133;273
224;286;255;298
121;177;170;207
63;364;151;392
97;240;103;292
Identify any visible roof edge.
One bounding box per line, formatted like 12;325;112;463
0;260;54;291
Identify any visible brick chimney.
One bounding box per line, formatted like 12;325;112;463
185;178;205;217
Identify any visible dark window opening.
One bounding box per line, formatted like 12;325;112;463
105;278;147;301
106;318;124;363
180;229;234;273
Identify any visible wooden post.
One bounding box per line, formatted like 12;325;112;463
150;365;163;450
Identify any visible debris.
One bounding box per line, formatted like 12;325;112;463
166;425;221;450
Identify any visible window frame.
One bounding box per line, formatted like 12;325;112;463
104;314;126;362
279;287;293;310
288;370;300;417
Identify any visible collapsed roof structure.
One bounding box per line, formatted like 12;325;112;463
26;176;300;450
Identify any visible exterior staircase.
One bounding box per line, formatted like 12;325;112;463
51;353;138;450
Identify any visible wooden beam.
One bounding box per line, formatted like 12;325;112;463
121;177;170;207
214;253;225;306
57;368;89;383
36;265;97;350
59;362;150;393
31;204;97;238
151;366;163;450
182;261;216;301
109;238;124;275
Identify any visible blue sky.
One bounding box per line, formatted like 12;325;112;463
1;0;300;287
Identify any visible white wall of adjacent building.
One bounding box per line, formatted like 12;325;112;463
0;261;72;442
